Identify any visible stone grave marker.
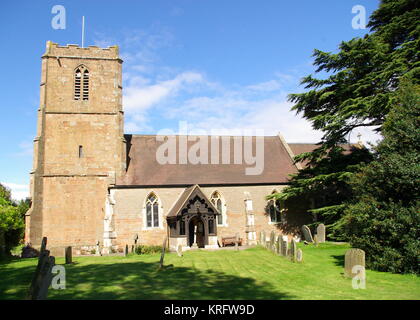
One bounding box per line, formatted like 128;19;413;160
124;244;128;257
95;240;102;256
344;249;365;278
177;244;183;257
65;246;72;264
270;231;275;251
275;235;280;255
296;249;303;262
235;233;239;251
281;239;288;256
314;234;319;247
158;237;168;270
290;239;297;262
27;237;55;300
261;231;266;248
316;224;326;243
301;225;314;242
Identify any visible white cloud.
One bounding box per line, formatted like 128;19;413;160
168;94;324;142
246;80;283;92
95;26;338;143
1;182;29;201
124;72;205;113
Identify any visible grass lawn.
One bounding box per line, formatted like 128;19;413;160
0;242;419;300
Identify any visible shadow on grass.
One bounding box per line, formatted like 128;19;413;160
1;258;294;300
332;254;345;267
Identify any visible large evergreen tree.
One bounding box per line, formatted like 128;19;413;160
269;0;419;237
342;81;420;274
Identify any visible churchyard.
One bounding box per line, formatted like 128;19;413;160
1;242;419;300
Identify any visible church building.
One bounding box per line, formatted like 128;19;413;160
25;41;315;254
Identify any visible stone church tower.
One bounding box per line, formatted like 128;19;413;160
25;41;126;248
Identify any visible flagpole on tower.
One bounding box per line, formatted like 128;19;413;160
81;16;85;48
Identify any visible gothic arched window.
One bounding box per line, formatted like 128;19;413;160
74;66;89;101
268;197;286;224
210;191;225;225
146;193;159;228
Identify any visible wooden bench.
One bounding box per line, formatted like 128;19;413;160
221;236;243;247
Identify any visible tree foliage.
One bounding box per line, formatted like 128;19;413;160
341;81;420;274
289;0;419;152
268;145;372;240
269;1;419;246
0;183;27;256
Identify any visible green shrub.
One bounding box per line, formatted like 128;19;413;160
134;245;162;255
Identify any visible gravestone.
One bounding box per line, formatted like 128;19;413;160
95;240;102;256
281;239;288;256
275;235;280;255
27;237;55;300
301;225;313;242
270;231;275;251
158;237;168;270
290;239;297;262
65;246;72;264
316;224;326;243
344;249;365;278
296;249;303;262
124;244;128;257
261;231;266;248
235;233;239;251
176;244;183;257
314;234;319;247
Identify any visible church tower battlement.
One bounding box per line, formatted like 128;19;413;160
25;41;126;248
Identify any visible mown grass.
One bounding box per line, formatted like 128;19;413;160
0;243;419;300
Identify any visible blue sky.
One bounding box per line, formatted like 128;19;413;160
0;0;380;199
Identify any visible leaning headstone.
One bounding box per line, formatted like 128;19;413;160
296;249;303;262
316;224;326;243
301;225;313;242
290;239;297;262
65;246;72;264
176;244;183;257
344;249;365;278
158;237;168;270
27;237;55;300
40;237;47;254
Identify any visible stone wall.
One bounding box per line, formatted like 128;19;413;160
26;41;125;248
111;184;311;248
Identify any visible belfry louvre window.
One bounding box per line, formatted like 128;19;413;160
74;66;89;101
146;193;159;228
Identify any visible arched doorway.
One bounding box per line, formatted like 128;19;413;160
188;216;205;248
